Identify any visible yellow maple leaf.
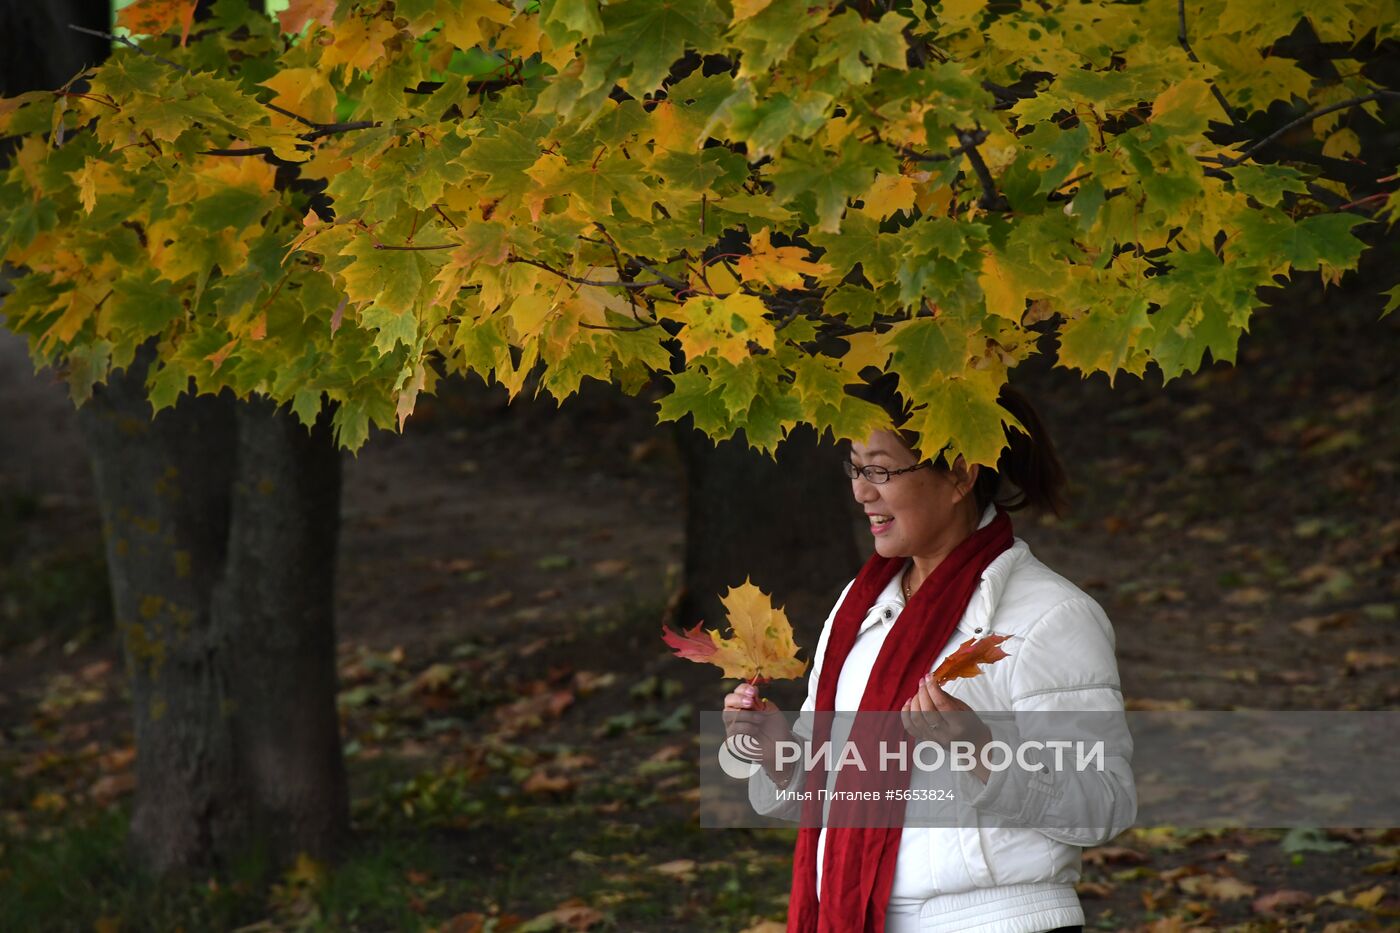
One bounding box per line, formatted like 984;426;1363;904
732;0;776;23
707;579;808;681
321;17;397;74
676;293;774;364
70;158;121;214
978;251;1031;322
260;68;338;126
437;0;515;51
735;229;833;289
858;173;917;221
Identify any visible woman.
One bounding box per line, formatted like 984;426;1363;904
723;380;1136;933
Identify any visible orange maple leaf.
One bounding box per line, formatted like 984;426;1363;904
931;633;1012;686
278;0;339;35
116;0;198;48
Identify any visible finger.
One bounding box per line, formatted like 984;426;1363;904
926;682;953;712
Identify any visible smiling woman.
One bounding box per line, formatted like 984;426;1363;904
723;374;1135;933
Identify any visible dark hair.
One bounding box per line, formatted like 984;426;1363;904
848;373;1068;517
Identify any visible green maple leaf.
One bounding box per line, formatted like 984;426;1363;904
812;10;909;85
817;393;891;446
823;285;882;327
790;355;846;411
1382;285;1400;320
657;368;734;438
809;212;901;285
463;124;548;200
1228;164;1311;208
1234;211;1368;273
770;138;892;233
541;0;605;40
1145;294;1243;380
716;357;763;418
903;370;1020;468
885;317;971;389
593;0;726;95
729;0;823;76
340;240;431;315
1057;299;1151;379
109;271;183;337
740;382;803;454
730;91;834;157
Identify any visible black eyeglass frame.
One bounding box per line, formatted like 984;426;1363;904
842;442;955;485
841;460;931;484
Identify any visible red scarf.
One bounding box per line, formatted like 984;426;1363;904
786;508;1013;933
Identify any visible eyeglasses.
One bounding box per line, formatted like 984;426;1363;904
841;460;931;484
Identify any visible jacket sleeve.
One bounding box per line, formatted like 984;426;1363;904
747;579;855;819
956;596;1138;847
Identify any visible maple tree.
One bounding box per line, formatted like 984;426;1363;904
1;0;1395;467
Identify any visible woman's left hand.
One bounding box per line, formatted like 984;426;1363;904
901;674;994;783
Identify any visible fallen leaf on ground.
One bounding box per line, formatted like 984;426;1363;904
1293;610;1349;633
1252;889;1312;915
1178;873;1256;900
1345;651;1395;673
572;670;616;694
89;773;136;806
521;770;575;795
651;859;697;880
592;559;631;577
737;923;787;933
1083;846;1148;865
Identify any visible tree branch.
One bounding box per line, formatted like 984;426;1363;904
373;242;456;251
1176;0;1242;127
507;256;665;289
579;320;660;332
69;23;188;73
1224;90;1400;166
69;23;377;148
901;127;990;163
957;128;1004;210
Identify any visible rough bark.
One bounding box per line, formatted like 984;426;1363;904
213;395;348;863
78;347;347;877
674;424;862;638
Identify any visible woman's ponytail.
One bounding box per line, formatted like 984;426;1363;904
975;385;1068;518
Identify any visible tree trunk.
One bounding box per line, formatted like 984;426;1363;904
78;347;348;877
214;395;348;863
0;0;110;95
674;424;862;639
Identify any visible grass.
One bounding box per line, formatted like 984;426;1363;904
0;793;796;932
0;491;110;652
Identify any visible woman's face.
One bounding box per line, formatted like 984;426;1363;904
849;429;978;560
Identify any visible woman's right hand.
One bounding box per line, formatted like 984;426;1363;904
722;683;795;779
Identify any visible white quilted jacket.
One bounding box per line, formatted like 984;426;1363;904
749;505;1137;933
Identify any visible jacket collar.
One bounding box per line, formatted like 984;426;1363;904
859;503;1026;637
